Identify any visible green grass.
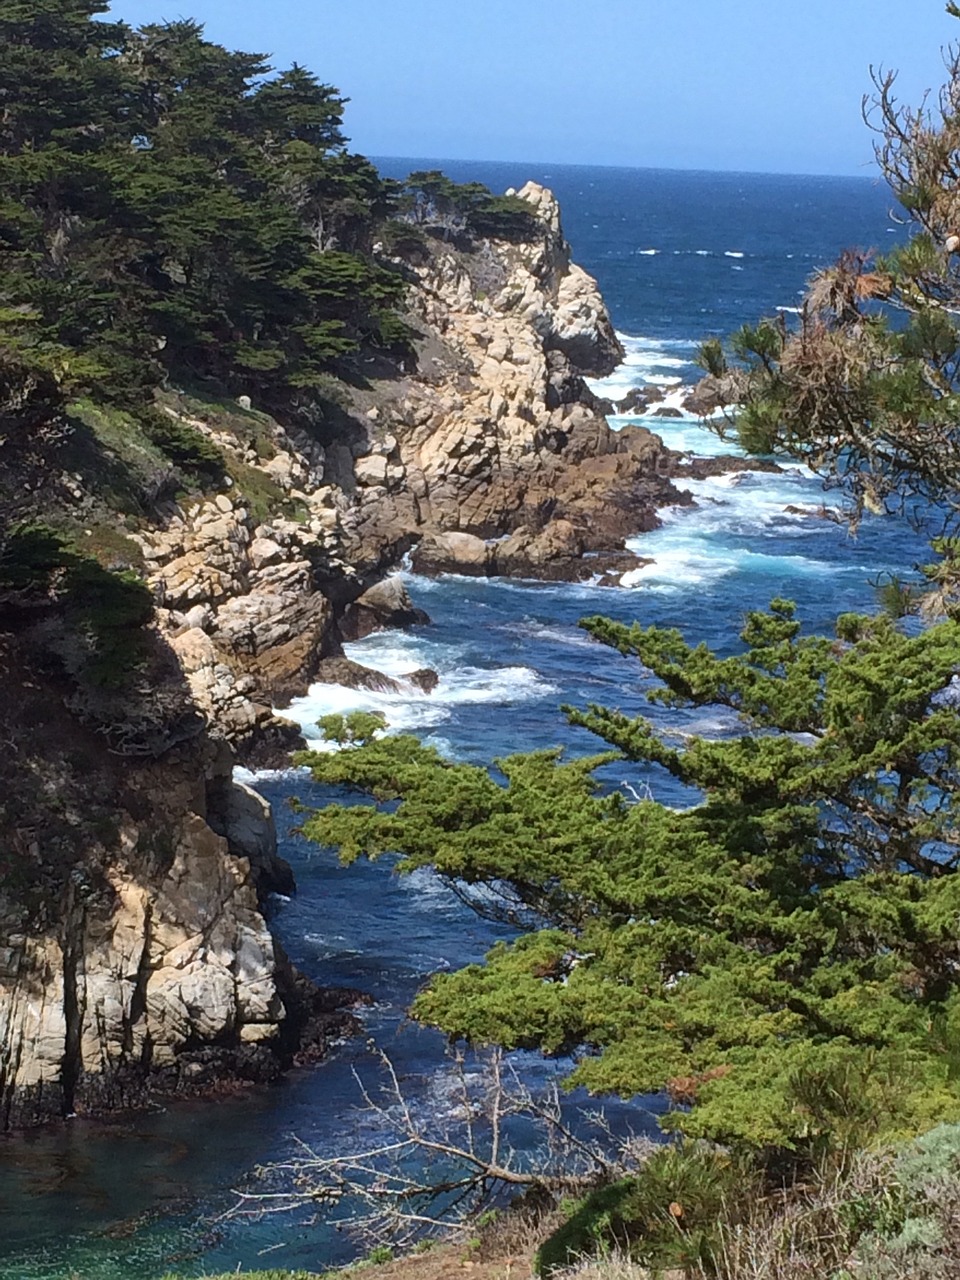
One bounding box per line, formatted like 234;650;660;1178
157;387;282;462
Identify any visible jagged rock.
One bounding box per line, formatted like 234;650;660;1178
249;536;284;569
496;518;583;572
405;667;439;693
651;405;684;418
206;778;295;898
550;259;623;375
683;370;743;417
337;185;698;579
617;387;651;415
339;576;431;642
0;677;286;1127
679;455;782;480
314;657;402;693
785;503;833;520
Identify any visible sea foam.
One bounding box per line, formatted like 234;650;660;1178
284;628;555;749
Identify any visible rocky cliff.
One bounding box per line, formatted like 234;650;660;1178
121;181;685;753
0;181;680;1126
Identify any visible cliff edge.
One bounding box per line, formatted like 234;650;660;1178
0;181;678;1126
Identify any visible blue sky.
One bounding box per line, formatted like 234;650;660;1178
106;0;956;175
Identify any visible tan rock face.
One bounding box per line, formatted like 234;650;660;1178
339;181;681;572
0;681;288;1128
139;501;342;736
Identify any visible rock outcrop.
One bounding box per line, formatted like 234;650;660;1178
0;180;688;1128
0;643;360;1128
102;181;683;762
335;181;683;574
340;577;431;642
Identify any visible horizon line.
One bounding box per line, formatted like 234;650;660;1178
369;152;886;185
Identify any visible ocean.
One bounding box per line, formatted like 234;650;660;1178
0;162;928;1278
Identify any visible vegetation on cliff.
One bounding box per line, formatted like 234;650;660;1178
0;0;544;711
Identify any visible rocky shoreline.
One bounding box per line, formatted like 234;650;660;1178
0;180;752;1129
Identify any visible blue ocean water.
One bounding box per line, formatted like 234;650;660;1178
0;163;928;1278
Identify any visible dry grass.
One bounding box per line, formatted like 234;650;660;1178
551;1255;662;1280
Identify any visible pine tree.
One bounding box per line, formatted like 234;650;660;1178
296;600;960;1153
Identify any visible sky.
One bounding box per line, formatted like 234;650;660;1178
105;0;958;176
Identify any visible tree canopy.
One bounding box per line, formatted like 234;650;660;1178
0;0;412;440
298;602;960;1154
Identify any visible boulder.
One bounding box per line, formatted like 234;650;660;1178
340;576;431;642
206;778;296;898
314;657;401;693
405;668;439;693
617;387;650;415
410;531;492;577
495;519;583;575
355;454;389;486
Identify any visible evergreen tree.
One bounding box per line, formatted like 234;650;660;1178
0;2;413;436
296;604;960;1153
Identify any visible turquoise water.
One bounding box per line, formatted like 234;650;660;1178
0;162;927;1278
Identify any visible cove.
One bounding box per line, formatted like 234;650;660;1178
0;165;926;1279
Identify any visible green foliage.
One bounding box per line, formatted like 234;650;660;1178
401;170;538;242
536;1148;744;1275
0;1;413;447
0;522;154;685
873;572;921;618
297;601;960;1154
697;337;728;378
314;710;388;746
138;406;226;485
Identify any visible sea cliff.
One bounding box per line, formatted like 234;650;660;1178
0;180;681;1127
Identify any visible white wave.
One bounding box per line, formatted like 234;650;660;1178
695;249;711;256
671;708;743;739
776;305;801;314
512;620;599;650
619;466;855;592
613;331;699;350
622;541;840;592
585;332;700;403
622;352;689;370
637;248;659;255
620;545;739;589
233;764;306;783
724;250;745;258
284;628;556;747
399;865;463;912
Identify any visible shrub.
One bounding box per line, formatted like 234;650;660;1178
139;406;226;485
536;1147;745;1276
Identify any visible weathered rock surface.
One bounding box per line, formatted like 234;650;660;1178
412;519;653;585
0;180;695;1128
340;576;431;642
336;182;684;576
314;657;403;693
